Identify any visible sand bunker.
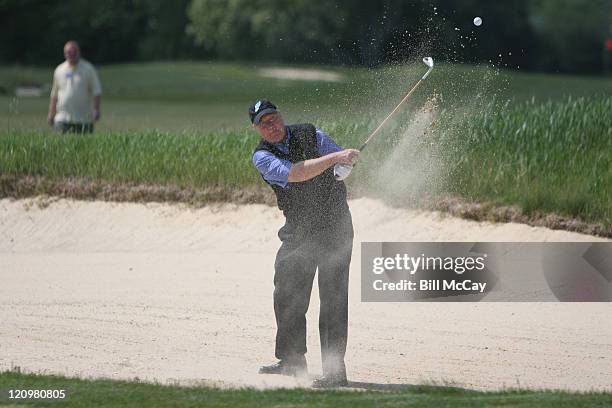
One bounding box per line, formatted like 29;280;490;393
259;68;344;82
1;197;610;391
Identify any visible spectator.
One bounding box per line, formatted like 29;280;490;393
47;41;102;133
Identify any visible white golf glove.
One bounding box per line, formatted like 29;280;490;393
333;163;353;181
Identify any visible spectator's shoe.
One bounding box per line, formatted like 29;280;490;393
258;356;307;377
311;373;348;388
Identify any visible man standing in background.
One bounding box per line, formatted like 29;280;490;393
47;41;102;133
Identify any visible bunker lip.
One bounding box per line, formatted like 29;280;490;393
0;174;610;238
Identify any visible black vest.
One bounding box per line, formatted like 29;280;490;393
254;124;349;228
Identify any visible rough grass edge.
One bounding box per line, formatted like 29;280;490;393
1;174;609;238
2;366;611;397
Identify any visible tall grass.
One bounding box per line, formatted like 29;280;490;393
442;96;611;226
0;129;261;188
0;96;610;228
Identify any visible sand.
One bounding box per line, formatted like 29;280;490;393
1;197;610;391
258;68;344;82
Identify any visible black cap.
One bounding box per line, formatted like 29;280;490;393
249;99;278;124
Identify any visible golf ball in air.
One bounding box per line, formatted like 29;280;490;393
473;17;482;26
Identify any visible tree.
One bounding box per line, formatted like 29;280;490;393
529;0;612;73
186;0;347;62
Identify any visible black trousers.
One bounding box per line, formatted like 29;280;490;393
54;122;94;134
273;212;353;376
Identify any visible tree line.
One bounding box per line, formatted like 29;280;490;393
1;0;611;74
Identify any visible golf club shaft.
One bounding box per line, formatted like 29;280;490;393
358;77;425;151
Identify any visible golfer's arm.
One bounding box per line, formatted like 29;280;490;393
287;152;339;183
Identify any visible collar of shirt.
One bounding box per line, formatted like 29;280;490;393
270;126;291;154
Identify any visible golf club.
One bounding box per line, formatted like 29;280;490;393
334;57;435;181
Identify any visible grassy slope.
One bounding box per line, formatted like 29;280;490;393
2;61;611;132
1;371;611;408
442;97;611;228
0;62;610;232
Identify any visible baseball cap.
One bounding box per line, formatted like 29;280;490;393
249;99;278;124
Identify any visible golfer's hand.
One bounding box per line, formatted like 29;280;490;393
47;112;55;126
335;149;360;165
92;109;100;122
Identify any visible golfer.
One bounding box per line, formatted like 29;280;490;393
250;99;359;387
47;41;102;133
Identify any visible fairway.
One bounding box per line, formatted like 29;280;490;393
1;198;610;394
2;61;612;133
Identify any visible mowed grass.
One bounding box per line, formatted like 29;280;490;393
1;371;611;407
2;61;612;132
0;62;610;231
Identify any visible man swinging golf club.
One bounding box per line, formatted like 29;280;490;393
250;58;433;387
250;99;359;387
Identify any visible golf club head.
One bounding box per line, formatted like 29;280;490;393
422;57;434;79
333;163;353;181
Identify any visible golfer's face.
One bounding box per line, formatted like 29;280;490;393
256;113;285;143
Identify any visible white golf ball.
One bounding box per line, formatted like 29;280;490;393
473;16;482;26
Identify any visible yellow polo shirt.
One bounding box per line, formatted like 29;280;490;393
51;59;102;123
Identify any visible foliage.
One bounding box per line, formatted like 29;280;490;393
0;0;610;73
529;0;612;73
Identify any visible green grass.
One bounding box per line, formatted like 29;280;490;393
1;371;611;407
0;129;260;188
1;96;609;230
2;61;612;132
0;61;610;232
441;96;612;226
